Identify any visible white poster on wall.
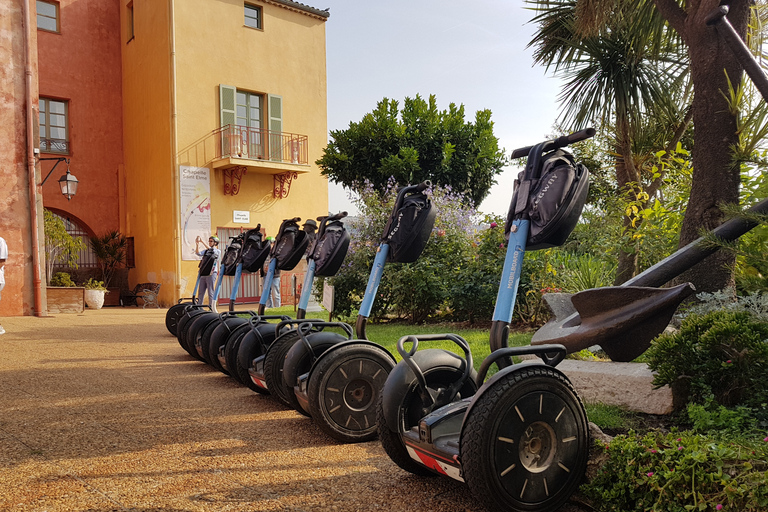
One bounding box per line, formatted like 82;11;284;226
180;165;212;261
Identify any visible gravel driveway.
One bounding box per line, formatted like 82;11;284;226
0;308;586;512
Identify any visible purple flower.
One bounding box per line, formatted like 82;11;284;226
716;505;723;511
646;472;654;477
490;222;498;228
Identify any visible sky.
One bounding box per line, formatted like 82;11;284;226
321;0;565;216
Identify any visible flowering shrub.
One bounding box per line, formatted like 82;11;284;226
324;180;476;322
582;431;768;511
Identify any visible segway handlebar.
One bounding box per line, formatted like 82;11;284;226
510;128;596;159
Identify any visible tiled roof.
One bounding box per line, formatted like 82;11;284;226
268;0;330;19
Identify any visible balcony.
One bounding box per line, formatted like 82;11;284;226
40;138;70;155
210;124;310;175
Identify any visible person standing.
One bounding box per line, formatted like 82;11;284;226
194;235;220;313
0;236;7;335
262;237;281;308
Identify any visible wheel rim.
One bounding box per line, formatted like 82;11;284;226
322;357;388;431
491;391;582;504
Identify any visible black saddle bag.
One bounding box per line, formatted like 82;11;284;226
240;228;270;273
506;148;589;250
311;220;350;277
221;234;245;276
273;220;310;271
383;191;436;263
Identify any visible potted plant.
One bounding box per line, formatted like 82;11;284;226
46;271;85;314
83;278;108;309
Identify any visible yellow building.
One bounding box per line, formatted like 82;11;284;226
121;0;330;305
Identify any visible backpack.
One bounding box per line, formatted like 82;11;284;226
506;148;589;250
311;219;350;277
221;233;245;276
240;227;270;273
382;190;436;263
198;248;216;276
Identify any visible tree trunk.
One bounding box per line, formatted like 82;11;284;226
651;0;749;293
671;1;749;293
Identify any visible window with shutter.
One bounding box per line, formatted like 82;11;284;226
268;94;283;161
219;85;236;157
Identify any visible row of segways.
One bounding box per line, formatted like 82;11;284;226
166;212;356;404
164;130;594;512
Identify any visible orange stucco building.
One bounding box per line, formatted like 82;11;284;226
0;0;330;316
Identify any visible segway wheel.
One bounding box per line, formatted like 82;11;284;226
460;367;589;512
263;331;303;408
235;331;270;394
165;302;189;336
308;344;393;443
376;357;477;477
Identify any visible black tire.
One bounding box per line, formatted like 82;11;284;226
263;331;303;408
176;307;203;353
460;367;589;512
308;344;393;443
179;309;210;360
237;326;277;394
185;313;218;361
196;318;222;364
208;318;246;374
225;328;250;385
221;323;250;378
282;332;345;416
166;302;189;336
377;356;478;477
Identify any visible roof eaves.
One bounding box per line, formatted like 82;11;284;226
266;0;330;20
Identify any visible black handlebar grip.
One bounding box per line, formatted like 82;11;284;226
415;180;432;192
510;128;596;159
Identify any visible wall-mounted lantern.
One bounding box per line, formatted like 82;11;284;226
39;157;79;200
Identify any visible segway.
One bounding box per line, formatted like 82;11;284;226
247;212;351;402
376;130;594;512
216;217;316;389
281;182;436;441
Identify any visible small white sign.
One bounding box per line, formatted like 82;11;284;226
233;210;250;223
322;282;334;313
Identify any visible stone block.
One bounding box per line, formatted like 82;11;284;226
557;360;673;415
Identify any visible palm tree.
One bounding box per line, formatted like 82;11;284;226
527;0;691;283
90;230;127;289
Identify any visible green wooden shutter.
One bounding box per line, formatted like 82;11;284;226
268;94;283;161
219;85;236;157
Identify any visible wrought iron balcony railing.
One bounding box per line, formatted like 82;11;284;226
40;138;70;154
214;124;308;165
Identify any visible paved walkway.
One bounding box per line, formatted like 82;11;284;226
0;309;484;512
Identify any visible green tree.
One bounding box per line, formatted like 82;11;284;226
43;209;85;285
527;0;692;283
316;94;506;207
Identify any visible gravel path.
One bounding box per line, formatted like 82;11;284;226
0;309;586;512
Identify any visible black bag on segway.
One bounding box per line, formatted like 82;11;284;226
382;191;436;263
221;233;245;276
506;148;589;251
240;228;270;273
273;219;310;271
311;219;350;277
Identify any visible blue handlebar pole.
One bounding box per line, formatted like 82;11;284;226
358;243;389;319
259;258;278;307
297;259;316;311
492;220;529;323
